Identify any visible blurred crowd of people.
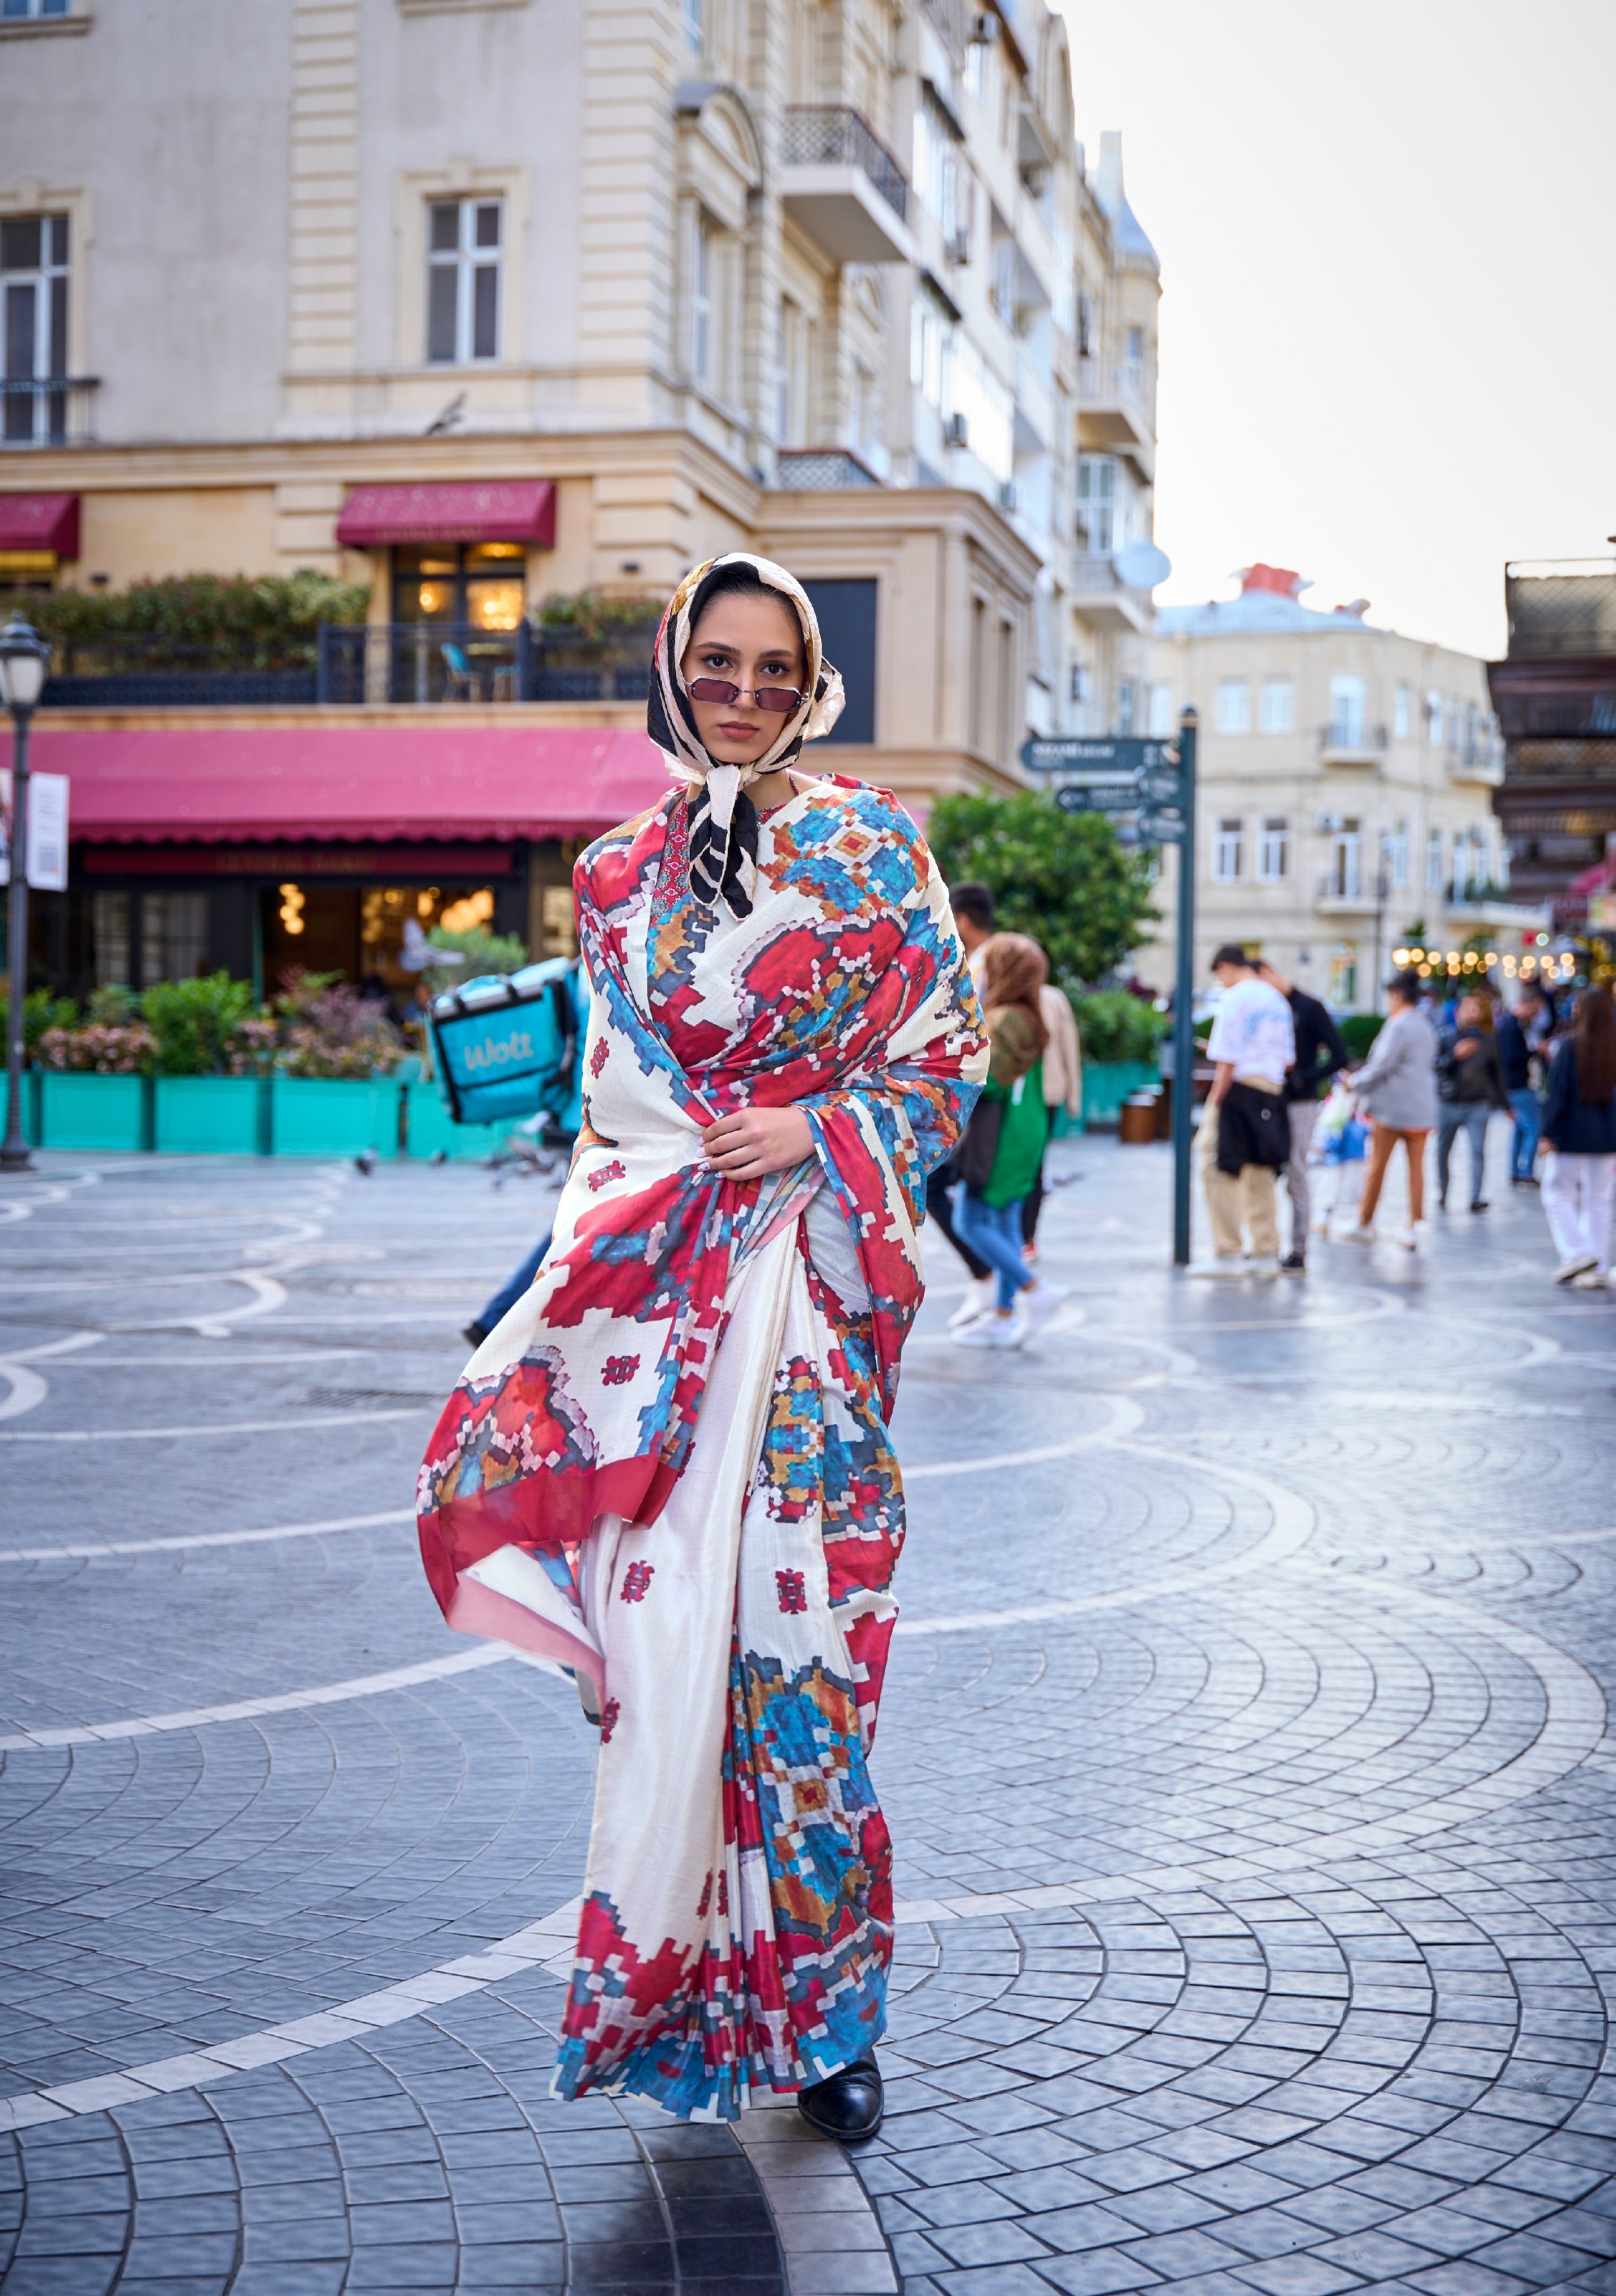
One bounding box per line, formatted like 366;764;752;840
1191;949;1616;1289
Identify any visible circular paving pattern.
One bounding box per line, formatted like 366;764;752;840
2;1130;1615;2295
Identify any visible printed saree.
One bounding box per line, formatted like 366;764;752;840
417;774;985;2120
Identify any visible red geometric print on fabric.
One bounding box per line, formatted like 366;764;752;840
697;1870;713;1918
601;1354;639;1386
776;1569;808;1614
587;1158;626;1192
620;1560;654;1603
599;1698;620;1743
589;1037;609;1077
716;1870;729;1916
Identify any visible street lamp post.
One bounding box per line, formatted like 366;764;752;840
1;617;53;1173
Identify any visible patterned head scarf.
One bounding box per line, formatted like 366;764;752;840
648;552;845;918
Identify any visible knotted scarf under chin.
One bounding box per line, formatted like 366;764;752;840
686;762;761;920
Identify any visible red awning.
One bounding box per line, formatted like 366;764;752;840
335;481;555;549
0;493;80;557
32;722;668;845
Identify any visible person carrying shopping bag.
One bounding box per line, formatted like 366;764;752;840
952;935;1070;1348
1349;969;1438;1247
1539;983;1616;1288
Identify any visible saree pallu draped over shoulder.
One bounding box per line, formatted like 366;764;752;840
417;775;986;2121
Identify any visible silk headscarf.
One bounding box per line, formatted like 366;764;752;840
647;553;846;917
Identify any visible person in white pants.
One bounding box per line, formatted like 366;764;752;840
1537;986;1616;1289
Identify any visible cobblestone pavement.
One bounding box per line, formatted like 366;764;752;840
2;1120;1615;2296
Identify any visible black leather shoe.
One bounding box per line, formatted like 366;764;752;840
798;2055;883;2141
462;1320;489;1351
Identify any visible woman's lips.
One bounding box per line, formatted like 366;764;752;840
718;722;758;740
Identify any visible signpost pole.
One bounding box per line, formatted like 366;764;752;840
1171;707;1198;1266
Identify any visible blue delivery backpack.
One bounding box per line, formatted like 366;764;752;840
426;957;587;1131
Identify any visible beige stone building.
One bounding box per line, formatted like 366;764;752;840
1;0;1160;837
1145;567;1544;1011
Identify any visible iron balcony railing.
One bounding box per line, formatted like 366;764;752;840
39;627;319;708
316;620;659;706
774;448;881;490
1504;559;1616;660
1317;720;1389;753
1;376;101;448
781;106;909;223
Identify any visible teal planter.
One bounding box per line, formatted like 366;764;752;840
156;1075;269;1155
1081;1060;1160;1130
271;1075;399;1157
404;1081;515;1162
40;1071;154;1151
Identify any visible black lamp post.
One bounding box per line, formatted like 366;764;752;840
1;616;53;1173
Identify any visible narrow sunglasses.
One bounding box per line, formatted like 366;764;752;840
688;677;805;715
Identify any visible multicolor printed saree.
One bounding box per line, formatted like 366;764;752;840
417;775;984;2120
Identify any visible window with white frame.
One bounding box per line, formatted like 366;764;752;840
1329;820;1361;898
1117;680;1136;736
1394;682;1411;739
1148;681;1173;736
1426;688;1444;745
1;0;71;16
1426;825;1444;891
1215;678;1250;734
948;332;1013;481
690;212;714;383
1258;817;1289;881
1214;817;1244;880
426;198;501;363
1329;673;1365;745
681;0;703;53
2;212;70;445
1389;820;1409;889
1076;455;1117;551
1125;326;1144;391
912;90;960;232
1259;678;1292;733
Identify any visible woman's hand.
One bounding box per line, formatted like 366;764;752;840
701;1105;814;1180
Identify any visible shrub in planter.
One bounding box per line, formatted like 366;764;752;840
421;923;530;1001
1070;990;1170;1067
275;970;400;1079
0;987;78;1058
37;1022;158;1074
142;973;259;1075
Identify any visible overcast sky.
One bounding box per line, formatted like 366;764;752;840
1055;0;1616;661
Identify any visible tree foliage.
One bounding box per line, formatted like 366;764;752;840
926;790;1160;992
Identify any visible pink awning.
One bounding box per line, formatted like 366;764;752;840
31;722;668;844
335;481;556;549
0;493;79;556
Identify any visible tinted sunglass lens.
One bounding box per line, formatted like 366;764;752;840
756;688;803;714
689;678;740;704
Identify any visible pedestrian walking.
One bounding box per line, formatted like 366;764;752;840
1498;983;1548;1186
926;881;999;1327
1310;1076;1369;1233
1539;983;1616;1288
1348;969;1437;1247
1255;958;1348;1273
1020;975;1082;1259
417;552;986;2135
1190;946;1294;1279
952;934;1069;1345
1435;991;1510;1212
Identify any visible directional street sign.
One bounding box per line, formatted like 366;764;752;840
1020;735;1180;775
1138;766;1186;805
1139;807;1187;843
1054;780;1139;813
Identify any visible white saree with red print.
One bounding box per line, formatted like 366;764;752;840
417;774;985;2119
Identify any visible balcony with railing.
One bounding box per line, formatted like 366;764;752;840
780;106;913;265
1317;719;1389;764
1075;360;1152;473
33;619;659;710
1070;555;1150;635
2;375;100;448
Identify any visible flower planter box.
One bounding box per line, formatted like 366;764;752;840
1081;1059;1160;1131
155;1075;269;1155
404;1081;515;1162
40;1071;154;1152
270;1075;399;1158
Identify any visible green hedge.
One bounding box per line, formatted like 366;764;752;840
1070;990;1170;1066
10;571;370;672
1340;1013;1383;1060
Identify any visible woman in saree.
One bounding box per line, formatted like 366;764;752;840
417;553;986;2134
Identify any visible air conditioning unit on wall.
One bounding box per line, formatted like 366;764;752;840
944;411;969;448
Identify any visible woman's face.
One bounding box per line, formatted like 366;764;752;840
680;590;808;767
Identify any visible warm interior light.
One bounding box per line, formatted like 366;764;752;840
278;883;306;936
438;888;495;933
470;582;525;633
